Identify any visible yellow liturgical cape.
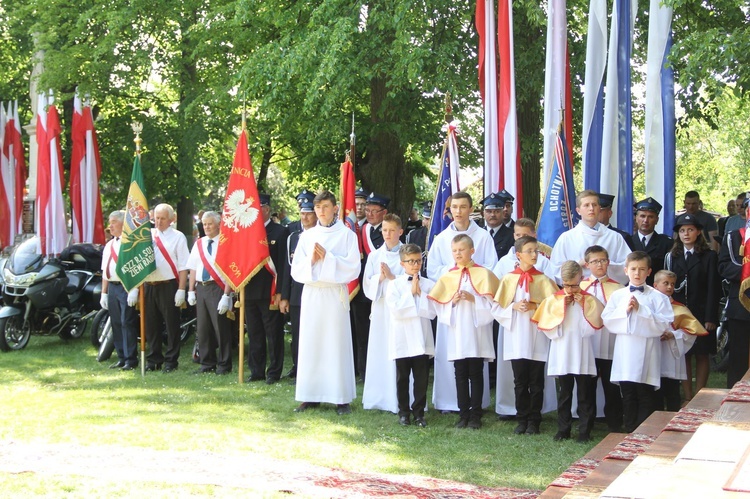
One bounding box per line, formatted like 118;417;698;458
428;262;500;304
531;290;604;332
494;267;558;308
671;298;708;336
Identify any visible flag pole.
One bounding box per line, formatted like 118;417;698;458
131;121;148;377
237;105;247;385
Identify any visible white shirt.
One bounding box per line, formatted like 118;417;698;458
186;235;221;283
147;227;190;281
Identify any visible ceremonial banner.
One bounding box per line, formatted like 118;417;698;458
116;154;156;291
214;129;270;290
537;126;579;248
339;156;360;299
644;0;676;234
601;0;637;233
582;0;608;192
427;123;460;250
1;102;26;248
70;92;105;244
36;94;68;256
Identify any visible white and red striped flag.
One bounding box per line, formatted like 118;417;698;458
70;92;105;244
477;0;523;218
36;92;68;256
2;101;27;248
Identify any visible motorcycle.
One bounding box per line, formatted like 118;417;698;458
0;237;103;351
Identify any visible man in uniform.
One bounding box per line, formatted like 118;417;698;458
351;192;389;381
246;194;290;384
286;188;314;234
355;187;368;228
100;210;139;370
144;203;190;373
598;193;634;249
484;190;516;259
279;196;318;379
186;211;233;374
679;191;719;251
406;200;431;252
628;197;672;285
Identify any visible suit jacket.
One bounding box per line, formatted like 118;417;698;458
406;226;427;252
280;230;304;307
628;232;673;285
353;222;384;303
246;220;290;301
665;249;720;324
719;229;750;321
489;221;515;259
607;224;634;250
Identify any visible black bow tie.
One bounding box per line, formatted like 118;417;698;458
629;285;644;293
408;276;414;281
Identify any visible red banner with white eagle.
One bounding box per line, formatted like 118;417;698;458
214;129;270;290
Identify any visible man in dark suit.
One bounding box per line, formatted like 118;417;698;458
286;188;314;234
246;193;290;384
598;193;634;249
279;196;317;379
483;190;515;259
406;200;431;277
719;194;750;389
628;197;673;285
351;191;388;382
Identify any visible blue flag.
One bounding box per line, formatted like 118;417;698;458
427;124;460;249
537;127;579;247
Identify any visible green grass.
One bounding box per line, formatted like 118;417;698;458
0;333;728;495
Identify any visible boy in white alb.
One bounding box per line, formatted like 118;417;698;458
602;251;673;432
533;260;604;443
580;245;624;432
385;243;436;427
653;270;707;411
428;234;500;429
362;214;404;413
493;236;558;435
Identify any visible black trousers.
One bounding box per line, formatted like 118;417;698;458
196;282;232;373
727;318;750;389
488;322;499;388
659;377;681;412
144;279;181;368
596;358;624;431
351;300;371;379
289;305;301;375
396;354;429;418
246;299;284;380
454;357;484;421
620;381;659;433
107;282;139;365
557;374;597;436
510;359;545;424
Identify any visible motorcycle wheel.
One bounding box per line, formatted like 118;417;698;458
0;315;31;351
96;318;115;362
90;309;109;347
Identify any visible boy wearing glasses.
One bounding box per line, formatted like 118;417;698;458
493;236;558;435
533;261;604;442
385;244;437;427
580;245;624;432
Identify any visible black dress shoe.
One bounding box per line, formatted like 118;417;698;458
455;418;469;429
145;363;162;372
109;361;125;369
247;375;265;382
553;431;571;441
576;434;591;443
193;368;215;375
265;377;279;385
336;404;352;415
294;402;320;413
121;363;137;371
467;419;482;430
525;423;540;435
162;365;177;373
399;415;411;426
514;422;528;435
414;417;427;428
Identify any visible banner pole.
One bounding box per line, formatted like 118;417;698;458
238;286;245;384
139;284;146;377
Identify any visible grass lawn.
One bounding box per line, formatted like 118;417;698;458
0;332;728;495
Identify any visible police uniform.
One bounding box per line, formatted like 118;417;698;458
628;197;673;285
286;188;314;234
483;191;515;259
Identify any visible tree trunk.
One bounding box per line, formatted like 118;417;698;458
518;105;542;220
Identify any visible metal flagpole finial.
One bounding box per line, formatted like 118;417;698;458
444;92;453;124
131;121;143;154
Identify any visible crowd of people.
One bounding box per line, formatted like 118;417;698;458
98;186;750;440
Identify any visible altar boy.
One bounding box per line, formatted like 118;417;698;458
385;243;436;427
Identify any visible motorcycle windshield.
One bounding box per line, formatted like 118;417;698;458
7;237;45;275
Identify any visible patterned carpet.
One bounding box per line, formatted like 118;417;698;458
0;440;540;498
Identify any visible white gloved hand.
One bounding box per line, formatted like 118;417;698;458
175;289;186;307
127;288;139;307
100;293;109;310
217;294;232;315
187;290;197;306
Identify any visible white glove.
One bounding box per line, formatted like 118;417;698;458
100;293;109;310
127;288;139;307
187;290;197;306
175;289;186;307
217;294;232;315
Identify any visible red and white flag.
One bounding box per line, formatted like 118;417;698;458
477;0;523;218
36;93;68;256
1;101;26;249
69;92;105;245
214;129;271;290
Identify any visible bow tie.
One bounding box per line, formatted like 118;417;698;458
629;285;644;293
407;276;414;281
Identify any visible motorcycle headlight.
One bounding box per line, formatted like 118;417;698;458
3;269;38;286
